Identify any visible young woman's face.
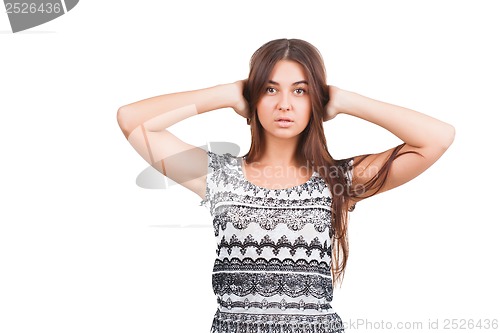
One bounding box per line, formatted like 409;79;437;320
256;60;312;141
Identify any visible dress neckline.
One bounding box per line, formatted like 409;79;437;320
237;156;317;191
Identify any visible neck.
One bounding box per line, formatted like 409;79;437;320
258;136;303;167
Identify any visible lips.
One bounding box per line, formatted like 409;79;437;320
275;117;294;128
275;117;293;122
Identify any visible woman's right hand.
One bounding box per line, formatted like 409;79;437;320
229;80;250;119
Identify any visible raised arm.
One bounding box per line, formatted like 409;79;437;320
325;86;455;202
117;81;248;199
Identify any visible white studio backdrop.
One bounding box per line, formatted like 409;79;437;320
1;1;498;332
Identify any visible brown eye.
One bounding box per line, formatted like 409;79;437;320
266;87;277;94
294;88;306;95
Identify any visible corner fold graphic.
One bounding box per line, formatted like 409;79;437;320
4;0;79;33
64;0;78;11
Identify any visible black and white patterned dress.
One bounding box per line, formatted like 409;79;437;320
200;151;353;333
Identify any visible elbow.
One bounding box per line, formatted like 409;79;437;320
442;123;456;150
117;106;133;138
434;123;455;153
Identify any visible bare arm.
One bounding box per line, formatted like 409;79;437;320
325;86;455;201
117;81;248;199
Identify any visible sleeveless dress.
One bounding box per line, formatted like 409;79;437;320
200;151;354;333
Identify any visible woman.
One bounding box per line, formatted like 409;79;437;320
117;38;454;333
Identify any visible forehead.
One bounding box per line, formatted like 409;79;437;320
269;60;307;84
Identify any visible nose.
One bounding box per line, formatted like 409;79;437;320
278;94;291;111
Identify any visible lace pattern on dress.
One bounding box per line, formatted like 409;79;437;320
211;309;345;333
213;257;331;276
200;151;353;333
213;271;333;300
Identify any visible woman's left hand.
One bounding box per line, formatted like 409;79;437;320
324;85;342;122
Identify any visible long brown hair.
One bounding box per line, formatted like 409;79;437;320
242;38;411;286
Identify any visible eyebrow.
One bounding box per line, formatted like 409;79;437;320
268;80;308;86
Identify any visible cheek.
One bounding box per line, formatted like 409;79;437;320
297;99;312;120
256;98;275;120
257;96;275;110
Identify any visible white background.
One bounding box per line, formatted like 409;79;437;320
1;1;499;332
